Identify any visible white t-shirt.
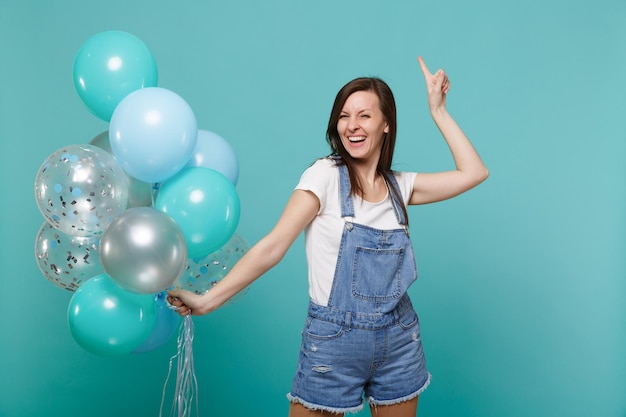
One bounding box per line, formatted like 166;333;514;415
295;157;417;306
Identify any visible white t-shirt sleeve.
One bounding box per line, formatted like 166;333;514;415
394;171;418;205
295;158;337;214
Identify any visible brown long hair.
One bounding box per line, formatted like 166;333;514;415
325;77;409;225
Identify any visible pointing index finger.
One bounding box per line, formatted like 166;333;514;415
417;56;431;79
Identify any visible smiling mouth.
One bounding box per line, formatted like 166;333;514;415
348;136;366;143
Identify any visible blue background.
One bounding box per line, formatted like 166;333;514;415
1;1;625;416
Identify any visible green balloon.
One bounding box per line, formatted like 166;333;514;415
155;167;240;259
67;274;157;356
73;31;158;122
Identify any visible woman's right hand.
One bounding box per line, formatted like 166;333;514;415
167;288;216;316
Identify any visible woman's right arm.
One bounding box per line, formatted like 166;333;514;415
167;189;320;316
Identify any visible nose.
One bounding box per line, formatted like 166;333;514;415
347;116;359;131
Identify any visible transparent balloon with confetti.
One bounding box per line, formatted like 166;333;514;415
34;221;104;292
34;144;129;236
174;233;250;302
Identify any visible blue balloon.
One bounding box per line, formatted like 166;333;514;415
186;130;239;185
155;167;240;259
73;31;158;121
134;292;180;353
109;87;197;183
67;274;157;356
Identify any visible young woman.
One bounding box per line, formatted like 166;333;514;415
168;56;489;416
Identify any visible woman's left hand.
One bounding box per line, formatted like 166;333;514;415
418;56;450;112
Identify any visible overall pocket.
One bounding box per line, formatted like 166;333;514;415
304;317;345;340
351;246;404;302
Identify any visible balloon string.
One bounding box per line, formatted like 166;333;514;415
159;315;199;417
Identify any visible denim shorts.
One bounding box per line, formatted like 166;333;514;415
287;299;431;414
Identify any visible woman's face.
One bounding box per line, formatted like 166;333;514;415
337;90;389;162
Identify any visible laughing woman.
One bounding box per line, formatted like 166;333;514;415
168;56;489;417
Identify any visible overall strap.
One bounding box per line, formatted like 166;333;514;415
337;163;355;218
383;172;408;226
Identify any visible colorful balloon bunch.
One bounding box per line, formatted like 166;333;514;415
33;31;248;356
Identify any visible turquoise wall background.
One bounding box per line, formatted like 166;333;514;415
1;0;624;416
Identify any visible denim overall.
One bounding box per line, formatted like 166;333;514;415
288;163;430;413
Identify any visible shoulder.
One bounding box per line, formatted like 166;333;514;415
310;156;338;170
301;157;339;180
392;170;417;184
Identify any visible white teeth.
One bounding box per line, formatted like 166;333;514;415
349;136;366;142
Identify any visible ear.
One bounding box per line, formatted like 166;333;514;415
384;123;389;134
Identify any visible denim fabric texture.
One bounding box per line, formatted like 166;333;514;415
288;163;430;413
